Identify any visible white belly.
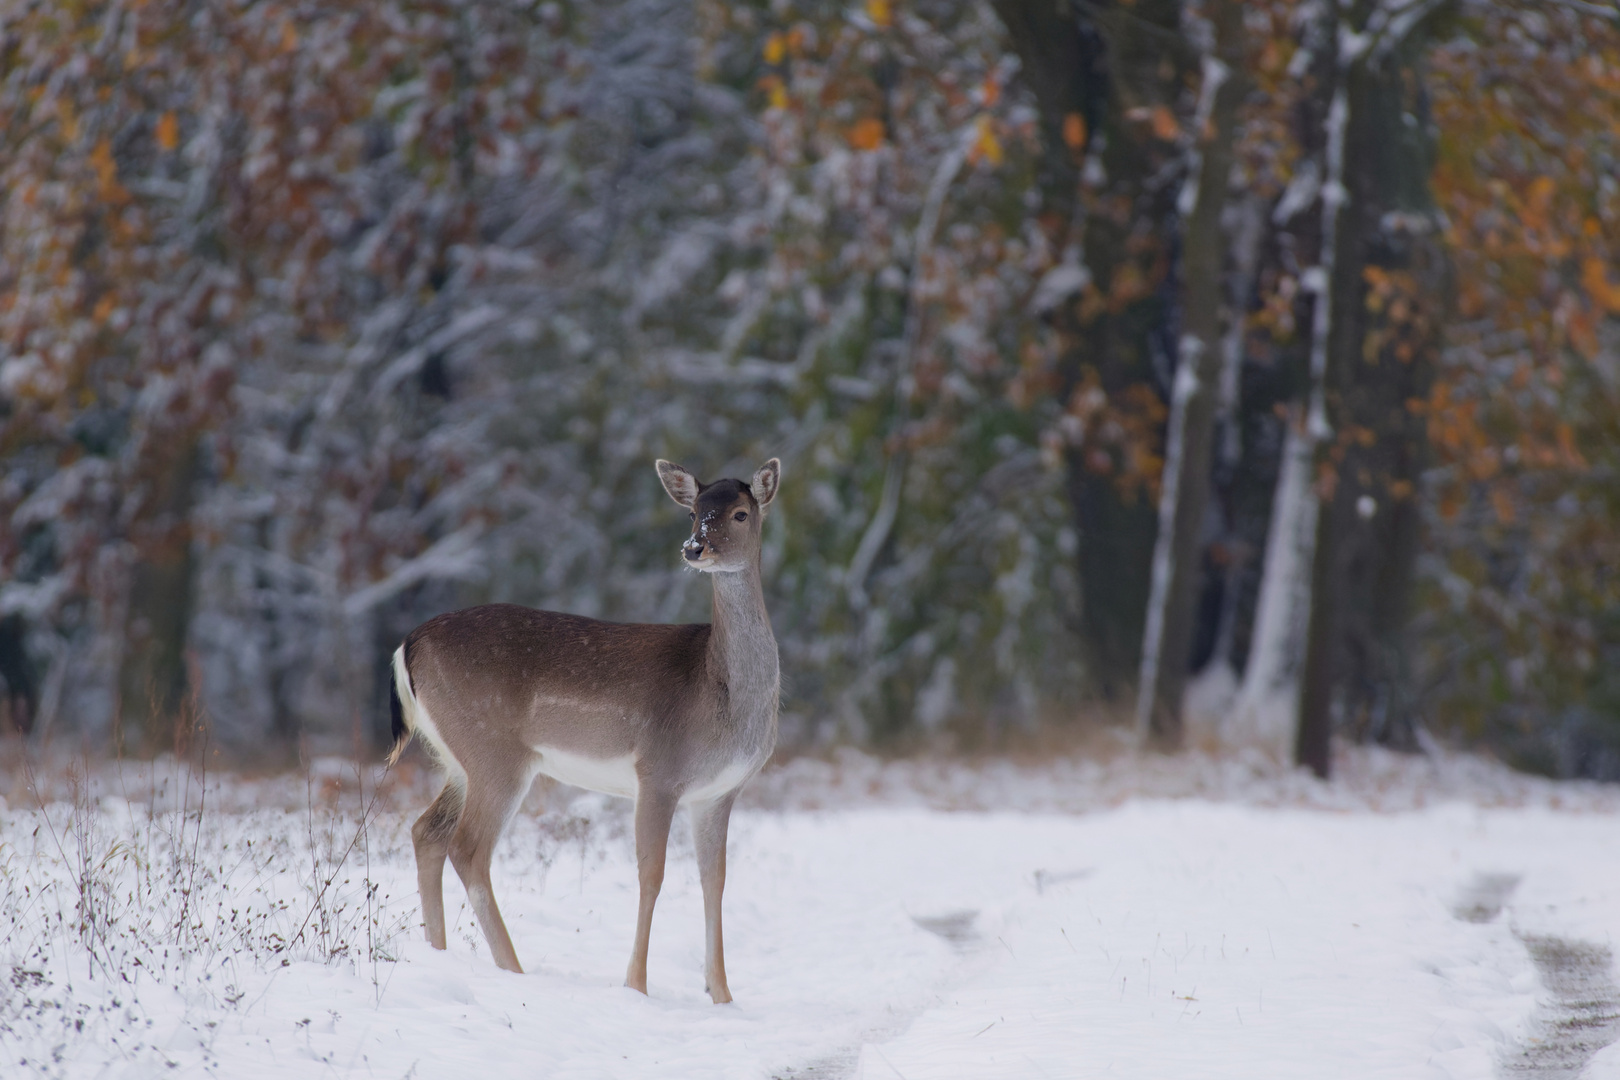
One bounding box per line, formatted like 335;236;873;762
534;746;639;798
531;745;757;805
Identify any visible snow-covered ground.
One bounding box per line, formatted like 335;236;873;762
2;744;1618;1079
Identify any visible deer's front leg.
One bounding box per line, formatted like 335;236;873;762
691;793;737;1004
625;786;678;995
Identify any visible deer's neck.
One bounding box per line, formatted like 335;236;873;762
707;560;779;724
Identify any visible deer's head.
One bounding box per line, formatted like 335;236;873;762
657;458;780;573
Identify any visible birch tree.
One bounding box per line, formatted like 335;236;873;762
1135;0;1247;749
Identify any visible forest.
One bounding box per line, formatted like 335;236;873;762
1;0;1617;780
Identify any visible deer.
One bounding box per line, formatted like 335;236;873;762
385;457;781;1004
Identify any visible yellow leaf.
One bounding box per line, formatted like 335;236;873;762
850;117;885;151
1062;112;1087;151
763;33;785;65
969;114;1003;167
156;111;178;152
866;0;892;28
759;75;788;111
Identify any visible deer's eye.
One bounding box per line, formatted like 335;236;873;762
733;510;748;522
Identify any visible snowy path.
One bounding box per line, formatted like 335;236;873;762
5;784;1620;1079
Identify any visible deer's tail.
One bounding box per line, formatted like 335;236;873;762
385;644;416;768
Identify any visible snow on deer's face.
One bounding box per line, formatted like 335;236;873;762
655;458;780;574
680;479;759;572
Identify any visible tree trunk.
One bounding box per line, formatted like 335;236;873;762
117;436;200;756
992;0;1189;701
1136;0;1246;749
0;615;37;736
1296;3;1447;776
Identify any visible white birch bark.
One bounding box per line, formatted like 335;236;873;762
1227;416;1318;756
1227;52;1353;757
1135;341;1204;736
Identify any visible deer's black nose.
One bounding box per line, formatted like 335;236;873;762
683;540;703;561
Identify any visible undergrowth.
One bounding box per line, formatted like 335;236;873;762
0;747;409;1077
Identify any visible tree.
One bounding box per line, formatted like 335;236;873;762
1418;0;1620;777
1136;0;1247;748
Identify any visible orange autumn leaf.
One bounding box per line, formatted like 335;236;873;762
1525;175;1555;217
279;19;298;52
866;0;892;28
1555;423;1588;469
156;111;179;151
1580;257;1620;313
89;137;125;201
1568;307;1599;358
1489;487;1517;525
1438;489;1462;521
1150;105;1179;142
849;117;885;151
57;99;79;143
1062;111;1087;151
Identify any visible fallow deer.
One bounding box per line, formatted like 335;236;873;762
385;458;780;1003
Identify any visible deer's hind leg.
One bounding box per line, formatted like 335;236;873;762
625;786;679;995
413;780;465;951
448;754;535;973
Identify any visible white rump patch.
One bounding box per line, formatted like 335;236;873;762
395;646;466;789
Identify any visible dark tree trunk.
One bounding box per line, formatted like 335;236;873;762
992;0;1188;701
117;436;200;756
0;614;38;736
1296;6;1447;775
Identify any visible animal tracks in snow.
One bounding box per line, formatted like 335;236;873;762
1501;934;1620;1080
1451;870;1620;1079
1454;872;1523;925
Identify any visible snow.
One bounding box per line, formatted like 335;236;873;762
2;748;1618;1079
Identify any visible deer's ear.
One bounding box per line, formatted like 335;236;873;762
656;460;700;509
751;458;781;510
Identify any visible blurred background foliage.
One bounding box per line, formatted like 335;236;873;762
0;0;1615;779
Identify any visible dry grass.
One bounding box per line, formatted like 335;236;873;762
0;746;412;1076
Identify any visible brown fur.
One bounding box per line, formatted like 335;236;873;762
390;458;781;1003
